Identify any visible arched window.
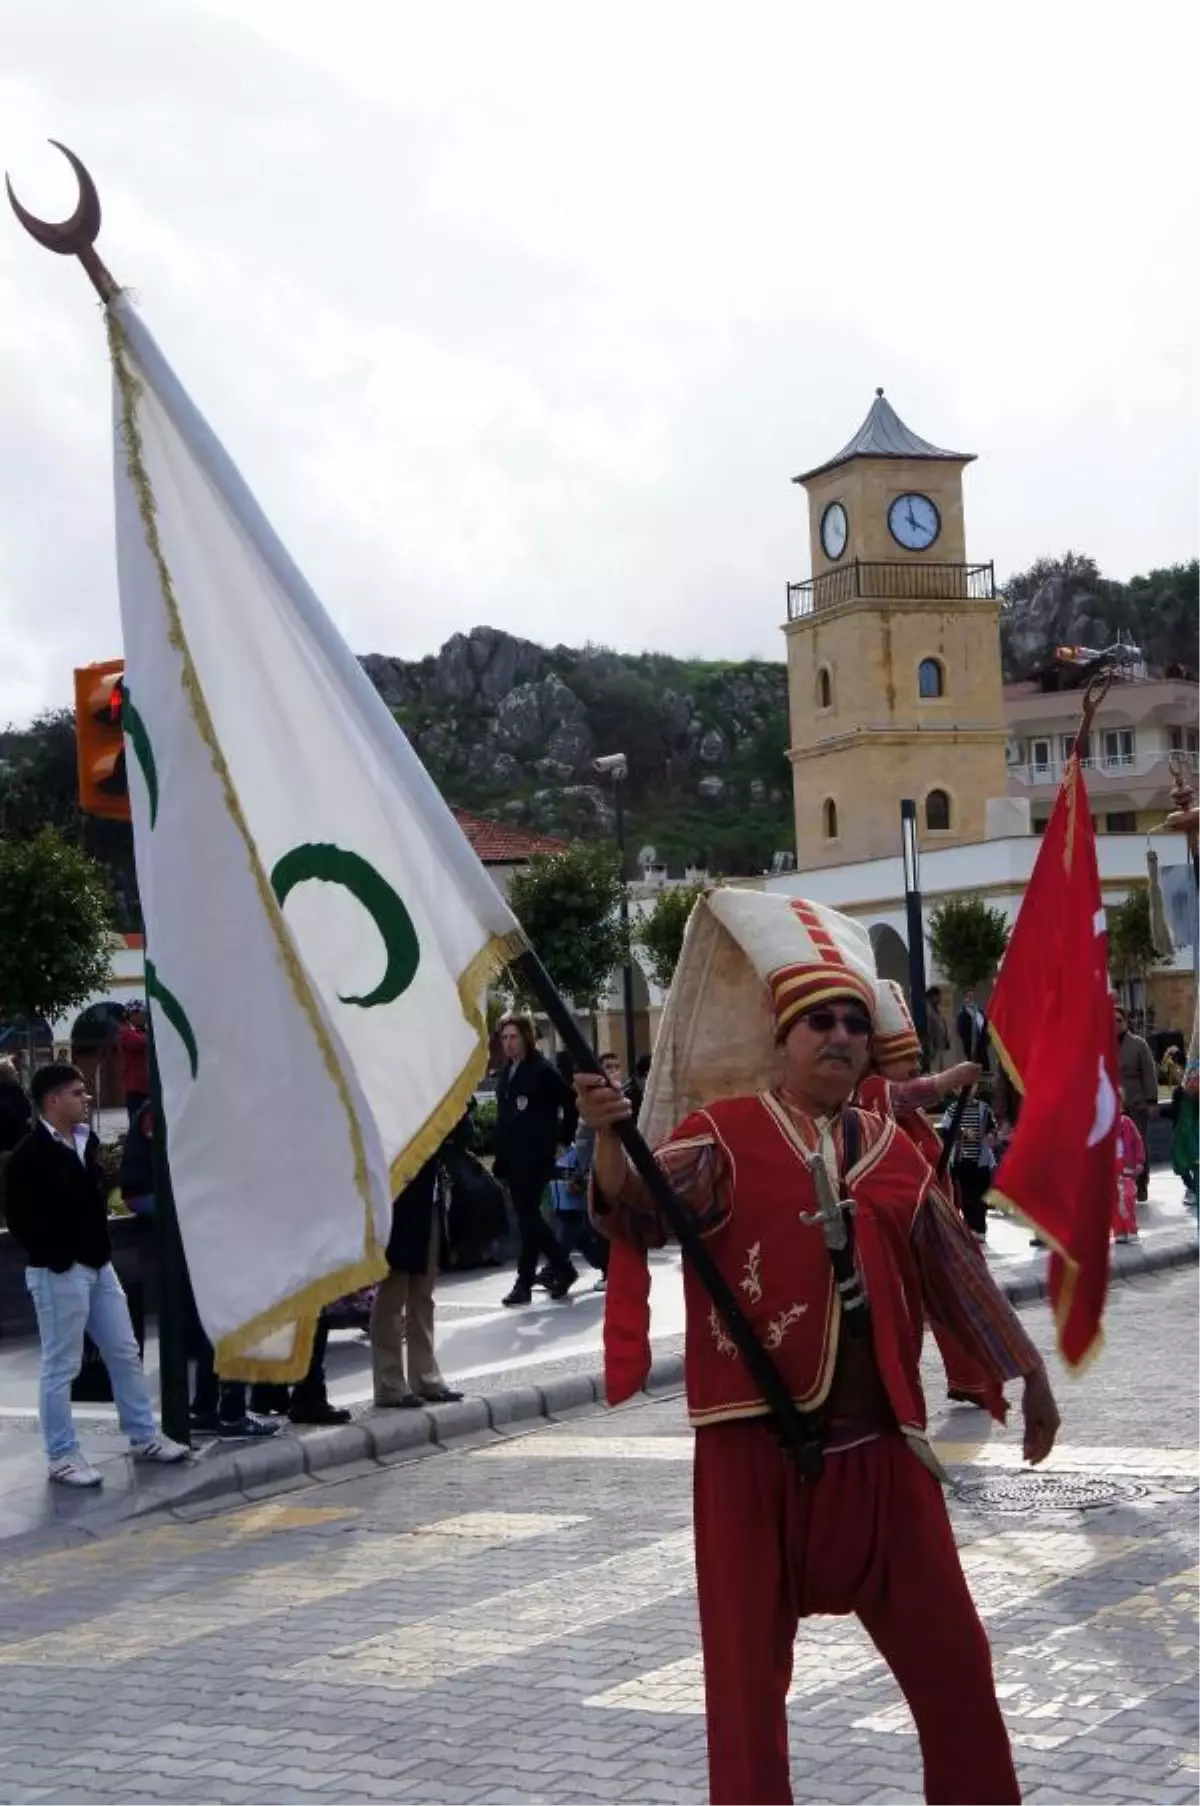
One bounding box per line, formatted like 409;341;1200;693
816;666;833;710
925;789;951;832
822;798;839;839
918;658;945;699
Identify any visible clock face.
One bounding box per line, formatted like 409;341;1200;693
888;492;941;551
820;500;848;561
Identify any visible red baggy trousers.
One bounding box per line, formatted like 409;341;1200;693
693;1421;1020;1806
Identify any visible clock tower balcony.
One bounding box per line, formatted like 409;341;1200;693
786;558;996;620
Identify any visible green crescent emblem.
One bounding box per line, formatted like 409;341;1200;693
270;843;420;1008
145;959;199;1079
119;683;159;828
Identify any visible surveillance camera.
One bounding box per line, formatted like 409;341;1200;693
592;753;628;780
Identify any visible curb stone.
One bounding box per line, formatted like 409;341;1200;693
88;1231;1200;1529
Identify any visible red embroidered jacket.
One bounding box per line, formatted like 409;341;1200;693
595;1090;1039;1431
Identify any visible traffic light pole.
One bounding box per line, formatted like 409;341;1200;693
146;1014;192;1447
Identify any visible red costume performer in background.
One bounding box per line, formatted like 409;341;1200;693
860;978;1001;1414
587;891;1058;1806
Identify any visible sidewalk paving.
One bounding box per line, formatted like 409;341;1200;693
0;1171;1193;1551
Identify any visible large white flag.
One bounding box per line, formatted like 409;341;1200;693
108;296;524;1380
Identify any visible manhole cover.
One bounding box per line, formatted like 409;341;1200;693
952;1473;1150;1515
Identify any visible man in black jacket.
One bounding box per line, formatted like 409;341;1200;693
494;1015;579;1307
5;1065;188;1487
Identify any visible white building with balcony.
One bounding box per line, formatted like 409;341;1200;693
1004;666;1198;837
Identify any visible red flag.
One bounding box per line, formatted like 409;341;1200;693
987;755;1118;1368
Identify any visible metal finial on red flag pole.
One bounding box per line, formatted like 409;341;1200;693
6;140;119;300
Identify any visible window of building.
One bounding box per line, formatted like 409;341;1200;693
925;789;951;832
1031;737;1053;777
1102;728;1134;769
1168;726;1199;755
816;666;833;710
918;658;945;699
1104;811;1137;834
1033;817;1049;836
1060;732;1090;765
822;798;839;839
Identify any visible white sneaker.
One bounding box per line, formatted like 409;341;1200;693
131;1433;190;1464
48;1455;103;1488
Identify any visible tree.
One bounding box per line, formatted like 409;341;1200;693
507;843;628;1012
0;709;142;931
1106;888;1168;1006
928;896;1011;991
636;884;704;992
0;827;116;1037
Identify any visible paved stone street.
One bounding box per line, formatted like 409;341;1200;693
0;1268;1194;1806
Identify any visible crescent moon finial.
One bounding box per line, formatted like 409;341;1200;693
6;141;119;301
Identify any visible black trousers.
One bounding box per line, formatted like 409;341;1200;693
192;1309;330;1419
956;1163;991;1237
511;1175;573;1289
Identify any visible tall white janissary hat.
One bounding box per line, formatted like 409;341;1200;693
638;887;877;1147
873;978;922;1075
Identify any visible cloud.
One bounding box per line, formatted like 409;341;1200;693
2;0;1197;725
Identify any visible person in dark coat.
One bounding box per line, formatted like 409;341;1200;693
370;1147;463;1407
494;1014;579;1307
0;1057;32;1155
956;989;992;1072
117;1099;155;1215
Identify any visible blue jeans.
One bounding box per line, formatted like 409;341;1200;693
25;1263;156;1461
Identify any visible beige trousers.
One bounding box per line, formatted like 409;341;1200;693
370;1217;443;1402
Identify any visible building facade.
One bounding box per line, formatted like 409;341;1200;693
1004;667;1199;836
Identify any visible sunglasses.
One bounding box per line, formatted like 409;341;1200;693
797;1007;873;1038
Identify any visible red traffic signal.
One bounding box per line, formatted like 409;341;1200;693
75;659;130;821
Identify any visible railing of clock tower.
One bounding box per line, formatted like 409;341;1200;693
786;560;996;619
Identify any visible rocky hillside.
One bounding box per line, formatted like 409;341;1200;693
1000;556;1197;682
361;629;793;875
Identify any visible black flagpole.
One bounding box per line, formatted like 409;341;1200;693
146;1009;192;1446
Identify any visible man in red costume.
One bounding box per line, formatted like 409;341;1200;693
576;891;1060;1806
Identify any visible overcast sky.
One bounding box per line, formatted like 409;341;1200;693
2;0;1196;727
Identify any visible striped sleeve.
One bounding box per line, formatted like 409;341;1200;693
589;1114;732;1250
915;1187;1042;1381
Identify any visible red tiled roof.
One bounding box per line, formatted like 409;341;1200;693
452;808;568;864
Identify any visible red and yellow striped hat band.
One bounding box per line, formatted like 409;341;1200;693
769;963;877;1039
873;978;921;1073
704;889;879;1040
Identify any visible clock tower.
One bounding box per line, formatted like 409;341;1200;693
784;389;1007;870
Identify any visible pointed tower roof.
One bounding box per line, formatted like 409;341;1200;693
794;389;974;484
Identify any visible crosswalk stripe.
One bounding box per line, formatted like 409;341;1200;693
290;1530;697;1687
0;1513;582;1666
583;1530;1138;1716
3;1500;360;1601
479;1433;1198;1479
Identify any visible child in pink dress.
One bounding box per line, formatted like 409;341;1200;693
1114;1092;1146;1242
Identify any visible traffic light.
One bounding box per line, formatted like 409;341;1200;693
74;659;130;821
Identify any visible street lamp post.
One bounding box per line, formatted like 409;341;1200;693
594;753;638;1077
900;799;930;1051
